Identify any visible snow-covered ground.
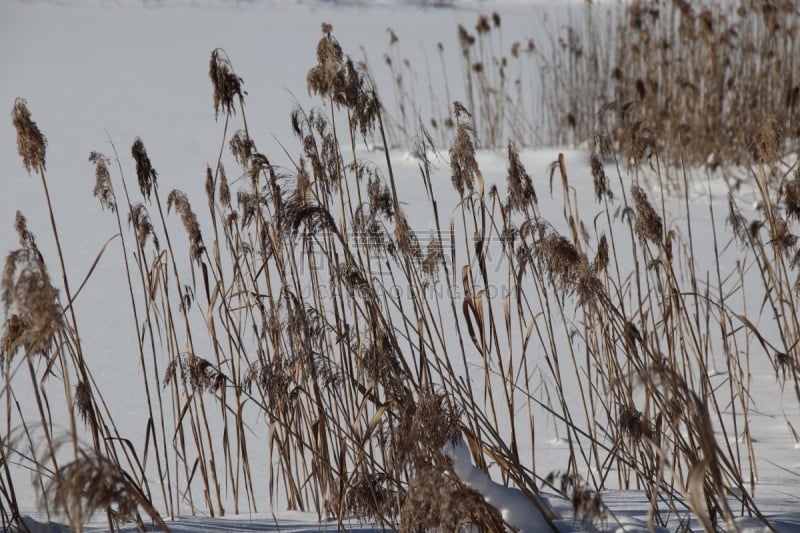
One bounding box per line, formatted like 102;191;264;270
3;1;800;531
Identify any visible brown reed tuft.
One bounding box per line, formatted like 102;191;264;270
337;262;375;301
775;352;795;382
75;381;94;429
237;190;261;228
537;232;600;303
14;210;38;251
450;118;478;197
167;189;205;264
629;122;656;166
422;237;444;280
631;185;663;246
345;60;380;137
12;98;47;175
306;24;379;137
337;472;396;521
618;404;650;442
749;220;764;241
590;152;612;202
307;24;344;99
205;166;214;204
727;194;749;244
280;199;336;237
42;448;166;529
90;152;116;213
594;234;609;274
292;159;313;206
492;11;501;28
353;207;387;254
393;208;422;261
209;48;244;119
131;138;157;201
507;142;537;211
184;355;225;394
400;462;504;532
229;129;257;168
457;24;475;50
500;226;518;253
408;392;460;452
624;320;642;349
217;163;231;208
128;203;160;250
2;212;63;357
768;216;797;253
475;15;490;35
784;173;800;222
249;359;293;416
367;174;394;220
358;333;406;400
1;314;26;364
752;116;783;165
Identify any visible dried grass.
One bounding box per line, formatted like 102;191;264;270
3;16;792;533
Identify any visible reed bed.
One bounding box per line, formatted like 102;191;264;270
379;0;799;171
1;6;799;532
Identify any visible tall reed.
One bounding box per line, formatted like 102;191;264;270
4;13;799;533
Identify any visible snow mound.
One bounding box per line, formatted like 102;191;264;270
442;436;555;532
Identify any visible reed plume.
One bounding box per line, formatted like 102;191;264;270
1;212;63;358
12;98;47;175
131;138;157;201
209;48;244;119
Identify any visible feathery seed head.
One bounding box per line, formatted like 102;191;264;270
475;15;490;34
75;381;94;429
422;237;444;280
131;138;157;201
449;118;478;198
185;355;225;394
631;185;663;245
14;211;37;251
394;208;422;261
457;24;475;50
594;234;609;274
727;193;749;244
167;190;204;264
752;115;783;164
229;130;256;168
12;98;47;175
784;174;800;222
307;24;344;99
209;48;244;119
2;214;63;357
590;152;612;202
90;152;116;212
538;232;599;303
507;142;537;211
42;448;162;527
367;175;394;220
128;203;160;250
217;163;231;208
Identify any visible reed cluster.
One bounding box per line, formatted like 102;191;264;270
379;0;799;173
2;12;799;533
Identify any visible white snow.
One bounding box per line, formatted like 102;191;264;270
443;435;554;532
